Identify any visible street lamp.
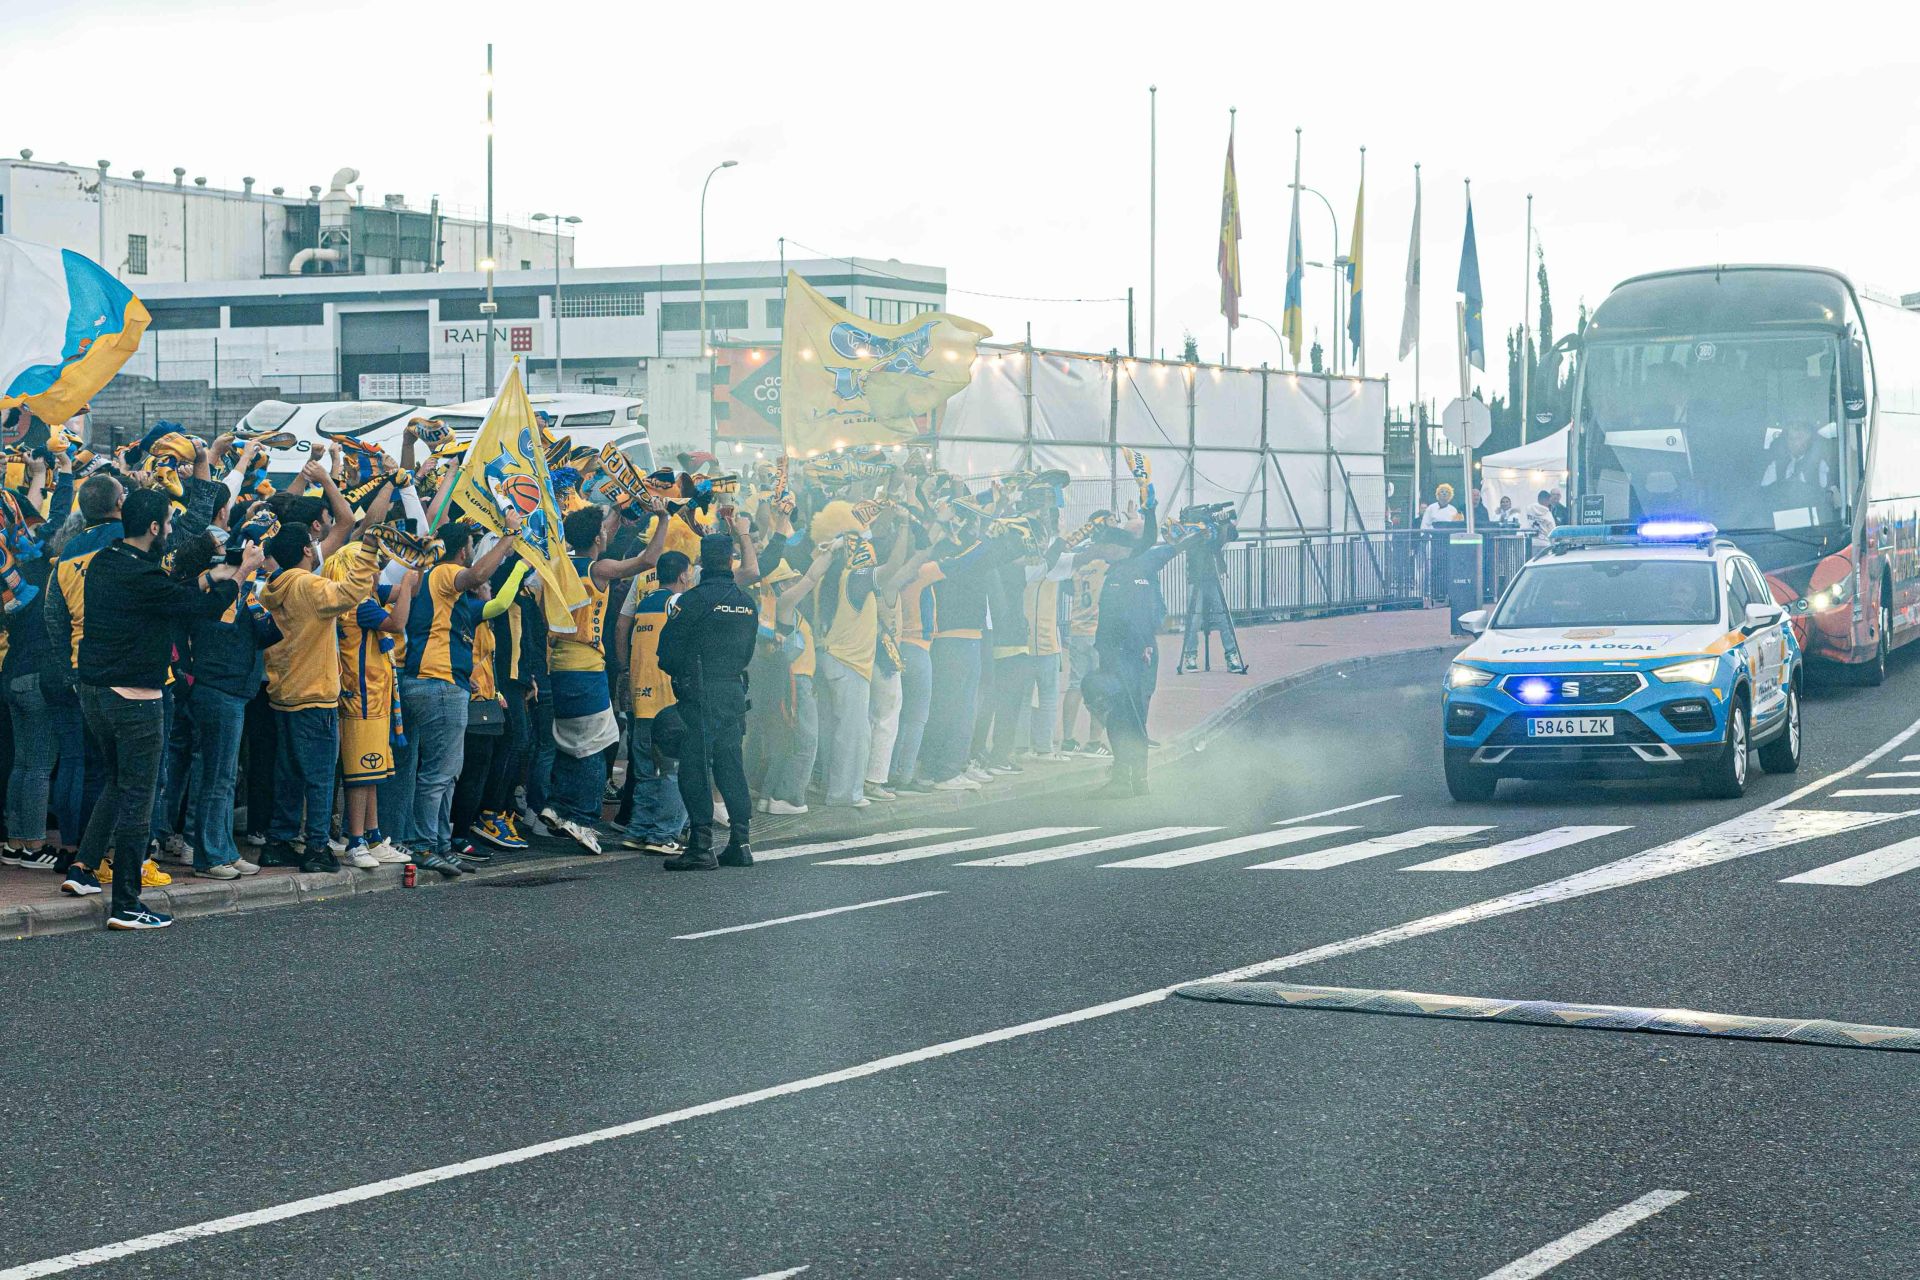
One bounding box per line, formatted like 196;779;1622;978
1290;182;1343;374
1240;313;1287;360
531;213;583;390
700;159;739;454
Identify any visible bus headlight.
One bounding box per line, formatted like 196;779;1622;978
1652;657;1720;684
1806;578;1853;612
1447;663;1497;689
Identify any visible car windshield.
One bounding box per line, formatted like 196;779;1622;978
1578;333;1846;532
1493;560;1721;629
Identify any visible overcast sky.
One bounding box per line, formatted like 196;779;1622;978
11;1;1920;404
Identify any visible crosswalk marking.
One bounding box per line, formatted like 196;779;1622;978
1901;755;1920;763
1103;826;1360;869
1780;835;1920;886
1832;789;1920;798
958;826;1220;868
1275;796;1399;826
1403;826;1631;873
756;828;969;863
1865;772;1920;780
1249;825;1494;871
818;828;1097;866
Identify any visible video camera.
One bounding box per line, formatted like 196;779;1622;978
1178;502;1239;527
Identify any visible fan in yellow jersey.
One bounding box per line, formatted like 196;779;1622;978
322;543;418;869
538;503;670;853
611;549;693;854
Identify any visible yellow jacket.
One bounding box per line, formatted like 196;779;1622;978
261;543;379;712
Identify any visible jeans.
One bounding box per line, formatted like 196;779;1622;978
379;710;417;846
677;684;750;845
987;652;1036;765
493;681;532;813
185;685;247;868
5;674;55;843
270;706;339;855
452;728;499;837
243;687;277;837
156;683;191;841
918;637;982;783
817;653;873;806
76;687;165;916
762;674;818;806
889;644;932;785
1097;642;1153;779
1029;652;1062;754
865;667;902;786
620;716;687;842
548;742;605;827
48;691;89;847
402;676;468;855
526;684;555;814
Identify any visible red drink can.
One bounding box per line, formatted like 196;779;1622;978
402;862;417;888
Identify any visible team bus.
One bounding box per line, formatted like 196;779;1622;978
1565;265;1920;682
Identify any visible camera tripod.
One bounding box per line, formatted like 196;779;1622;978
1177;559;1248;675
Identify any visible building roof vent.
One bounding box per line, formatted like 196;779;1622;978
17;148;31;160
382;193;407;210
172;166;186;185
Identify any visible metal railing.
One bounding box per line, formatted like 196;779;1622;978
1161;529;1540;625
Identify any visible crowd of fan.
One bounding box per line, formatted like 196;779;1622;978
0;416;1199;930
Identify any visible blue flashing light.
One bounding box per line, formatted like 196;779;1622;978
1515;677;1554;705
1636;519;1718;541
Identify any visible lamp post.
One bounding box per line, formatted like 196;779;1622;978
1290;182;1342;374
700;159;739;454
483;44;496;396
531;213;582;391
1240;313;1288;361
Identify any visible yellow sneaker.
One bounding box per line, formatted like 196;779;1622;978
95;859;112;882
141;859;172;888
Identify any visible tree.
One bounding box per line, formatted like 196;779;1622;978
1180;330;1200;364
1309;335;1324;373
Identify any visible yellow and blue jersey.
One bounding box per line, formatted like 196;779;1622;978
403;562;482;689
549;553;609;674
627;587;677;719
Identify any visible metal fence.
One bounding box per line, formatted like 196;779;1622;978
1161;529;1541;625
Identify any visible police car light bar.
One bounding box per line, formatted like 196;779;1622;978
1546;520;1720;553
1636;519;1719;541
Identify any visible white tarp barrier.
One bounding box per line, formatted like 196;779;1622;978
1192;366;1263;448
938;354;1026;441
1116;362;1190;447
1030;352;1110;444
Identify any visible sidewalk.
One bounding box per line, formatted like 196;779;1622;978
0;607;1462;941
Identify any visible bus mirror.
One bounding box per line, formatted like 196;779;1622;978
1843;338;1868;419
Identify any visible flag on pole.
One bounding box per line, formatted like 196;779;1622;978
1458;188;1485;372
447;362;589;633
0;235;150;425
1282;133;1305;368
780;272;990;457
1347;171;1365;369
1217;128;1243;330
1398;168;1421;360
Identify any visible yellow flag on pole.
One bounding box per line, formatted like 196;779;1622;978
447;363;588;633
779;271;990;457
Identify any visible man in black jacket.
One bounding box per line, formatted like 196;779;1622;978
657;523;760;870
76;489;259;929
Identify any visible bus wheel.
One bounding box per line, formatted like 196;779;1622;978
1758;681;1801;774
1700;700;1750;799
1865;597;1892;686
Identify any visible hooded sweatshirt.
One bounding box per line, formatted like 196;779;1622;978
260;541;379;712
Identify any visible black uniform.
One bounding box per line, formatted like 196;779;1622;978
657;559;759;854
1093;514;1184;793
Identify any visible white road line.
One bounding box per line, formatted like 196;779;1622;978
1477;1189;1689;1280
957;826;1219;867
1832;788;1920;798
1404;826;1631;873
753;829;969;862
741;1267;809;1280
1249;825;1493;870
10;718;1918;1280
818;828;1096;866
1780;835;1920;886
1103;826;1359;869
672;893;947;940
1901;755;1920;763
1274;795;1399;825
1867;772;1920;779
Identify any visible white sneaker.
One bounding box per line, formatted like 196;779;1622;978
158;836;194;867
1037;752;1073;762
195;862;241;880
341;845;380;870
966;767;993;783
232;858;261;876
754;797;770;814
765;799;809;815
834;796;873;809
556;818;602;855
713;800;729;824
933;776;982;792
328;835;348;853
243;832;267;848
367;841;412;865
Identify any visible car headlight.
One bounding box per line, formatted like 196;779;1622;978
1447;663;1497;689
1652;657;1720;684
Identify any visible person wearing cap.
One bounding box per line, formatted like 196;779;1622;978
657;520;761;869
1088;504;1198;799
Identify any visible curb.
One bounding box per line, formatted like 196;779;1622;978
754;641;1462;841
1;849;642;943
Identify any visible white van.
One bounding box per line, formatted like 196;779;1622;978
233;393;653;476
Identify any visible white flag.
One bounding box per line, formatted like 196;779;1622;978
1398;169;1421;361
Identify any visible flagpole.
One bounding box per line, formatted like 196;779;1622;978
1290;127;1303;372
1225;106;1235;367
1356;145;1366;378
1519;192;1533;446
1149;85;1158;361
1460;176;1475;537
1411;161;1421;522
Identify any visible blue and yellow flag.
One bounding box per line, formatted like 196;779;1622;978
0;235;150;425
447;363;588;633
1282;152;1305;369
780;272;991;457
1218;130;1243;330
1347;173;1364;369
1458;189;1485;372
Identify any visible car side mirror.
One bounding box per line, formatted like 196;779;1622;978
1744;601;1785;632
1460;608;1490;635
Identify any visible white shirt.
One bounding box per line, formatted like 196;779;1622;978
1419;502;1461;530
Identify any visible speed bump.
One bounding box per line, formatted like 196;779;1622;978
1175;981;1920;1053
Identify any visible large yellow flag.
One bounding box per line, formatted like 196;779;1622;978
447;364;589;633
780;271;990;456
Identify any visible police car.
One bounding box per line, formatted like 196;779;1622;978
1442;522;1802;801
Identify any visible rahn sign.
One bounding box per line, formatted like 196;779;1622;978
434;322;540;356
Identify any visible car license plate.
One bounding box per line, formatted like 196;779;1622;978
1528;717;1613;738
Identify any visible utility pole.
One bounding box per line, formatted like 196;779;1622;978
1149;85;1158;360
482;42;497;397
1520;192;1534;445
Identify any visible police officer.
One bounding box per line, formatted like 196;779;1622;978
1088;504;1195;799
658;520;760;870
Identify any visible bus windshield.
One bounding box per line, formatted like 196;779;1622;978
1578;333;1848;534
